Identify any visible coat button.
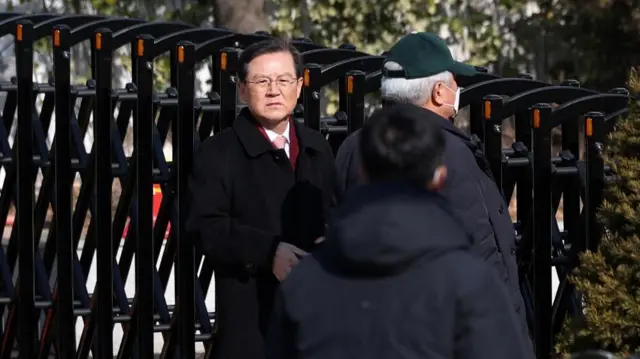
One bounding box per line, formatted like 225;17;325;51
511;247;516;255
246;263;256;272
498;204;504;214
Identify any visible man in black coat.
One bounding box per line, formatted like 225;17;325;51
266;104;534;359
186;38;336;359
334;32;532;349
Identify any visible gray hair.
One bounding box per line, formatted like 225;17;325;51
380;62;454;105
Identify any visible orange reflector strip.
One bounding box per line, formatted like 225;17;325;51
95;33;102;50
53;29;60;47
586;117;593;137
220;52;227;70
303;69;310;87
483;100;491;119
137;38;144;57
178;46;184;64
532;109;540;128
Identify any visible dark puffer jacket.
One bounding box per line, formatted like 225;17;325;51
266;182;535;359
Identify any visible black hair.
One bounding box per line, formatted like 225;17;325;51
360;104;446;185
237;38;303;82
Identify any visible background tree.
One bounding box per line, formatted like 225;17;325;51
549;0;640;90
555;68;640;357
214;0;268;32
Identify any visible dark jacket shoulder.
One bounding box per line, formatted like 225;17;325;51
295;122;334;155
334;129;362;201
195;127;237;157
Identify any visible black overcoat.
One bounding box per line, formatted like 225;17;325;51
186;108;337;359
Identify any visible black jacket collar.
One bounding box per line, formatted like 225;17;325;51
233;107;326;158
413;106;470;142
411;106;494;181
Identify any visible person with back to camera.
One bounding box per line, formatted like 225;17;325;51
265;104;535;359
334;32;533;354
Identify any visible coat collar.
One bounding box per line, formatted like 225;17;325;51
413;105;470;141
233;107;326;158
412;105;494;181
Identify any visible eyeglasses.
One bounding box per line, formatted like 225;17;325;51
245;77;299;90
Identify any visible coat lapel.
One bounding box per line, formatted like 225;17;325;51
232;108;275;158
291;119;327;180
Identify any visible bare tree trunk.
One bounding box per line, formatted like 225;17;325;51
299;0;312;38
214;0;269;33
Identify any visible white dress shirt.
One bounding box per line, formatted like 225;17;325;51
263;121;291;158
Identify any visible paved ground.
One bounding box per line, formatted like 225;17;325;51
3;224;562;356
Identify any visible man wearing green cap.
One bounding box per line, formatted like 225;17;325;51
334;32;533;355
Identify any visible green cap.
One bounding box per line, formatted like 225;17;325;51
383;32;477;79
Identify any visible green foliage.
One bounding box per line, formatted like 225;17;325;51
555;68;640;357
72;0;210;88
267;0;543;113
33;38;53;79
153;57;172;92
551;0;640;90
270;0;533;62
267;0;640;92
25;0;639;102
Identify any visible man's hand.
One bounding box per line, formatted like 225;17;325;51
273;242;308;281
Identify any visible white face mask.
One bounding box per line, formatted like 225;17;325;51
442;83;460;116
432;167;445;185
